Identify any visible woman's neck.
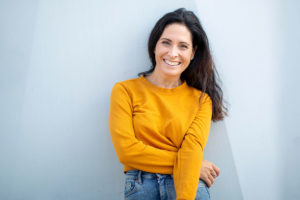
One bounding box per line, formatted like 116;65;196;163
145;71;182;89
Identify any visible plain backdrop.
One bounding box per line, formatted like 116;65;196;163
1;0;299;199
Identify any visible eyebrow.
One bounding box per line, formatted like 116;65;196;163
160;38;191;46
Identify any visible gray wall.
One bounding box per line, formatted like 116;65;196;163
196;0;300;199
0;0;299;200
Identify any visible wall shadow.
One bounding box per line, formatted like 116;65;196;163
204;121;244;200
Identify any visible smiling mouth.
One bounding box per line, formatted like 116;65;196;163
163;59;181;66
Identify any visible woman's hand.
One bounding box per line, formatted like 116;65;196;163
200;160;220;187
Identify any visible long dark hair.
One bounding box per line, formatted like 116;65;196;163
139;8;227;121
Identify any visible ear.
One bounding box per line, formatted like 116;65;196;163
191;45;197;60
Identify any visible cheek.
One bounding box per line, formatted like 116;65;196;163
183;53;193;62
155;50;167;60
154;53;160;62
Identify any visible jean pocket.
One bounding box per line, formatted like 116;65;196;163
124;178;137;198
195;180;210;200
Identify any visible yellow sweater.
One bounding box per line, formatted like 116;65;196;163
109;75;212;200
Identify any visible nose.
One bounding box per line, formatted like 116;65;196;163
168;46;179;58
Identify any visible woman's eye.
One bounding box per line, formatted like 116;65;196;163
162;41;170;45
180;45;188;49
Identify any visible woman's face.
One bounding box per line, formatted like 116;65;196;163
154;23;196;78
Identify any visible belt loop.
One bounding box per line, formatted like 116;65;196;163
137;170;143;184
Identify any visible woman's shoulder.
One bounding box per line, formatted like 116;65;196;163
111;77;143;95
113;76;142;89
186;85;212;103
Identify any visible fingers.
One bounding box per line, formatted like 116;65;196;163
200;160;220;187
208;174;214;186
212;163;221;177
202;175;213;187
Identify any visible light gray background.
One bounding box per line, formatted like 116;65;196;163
1;0;299;199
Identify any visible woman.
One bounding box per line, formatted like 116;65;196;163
109;8;226;200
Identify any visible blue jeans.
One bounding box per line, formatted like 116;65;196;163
124;170;210;200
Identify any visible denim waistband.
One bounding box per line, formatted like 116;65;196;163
125;170;172;184
125;170;207;187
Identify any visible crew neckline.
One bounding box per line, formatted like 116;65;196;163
139;75;188;94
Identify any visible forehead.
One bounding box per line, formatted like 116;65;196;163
160;23;193;44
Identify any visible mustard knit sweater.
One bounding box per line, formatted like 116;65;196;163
109;75;212;200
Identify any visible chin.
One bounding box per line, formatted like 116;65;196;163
162;70;182;77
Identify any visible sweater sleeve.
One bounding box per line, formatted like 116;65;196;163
109;83;176;173
173;94;212;200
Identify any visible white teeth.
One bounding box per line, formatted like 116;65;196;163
164;59;180;66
